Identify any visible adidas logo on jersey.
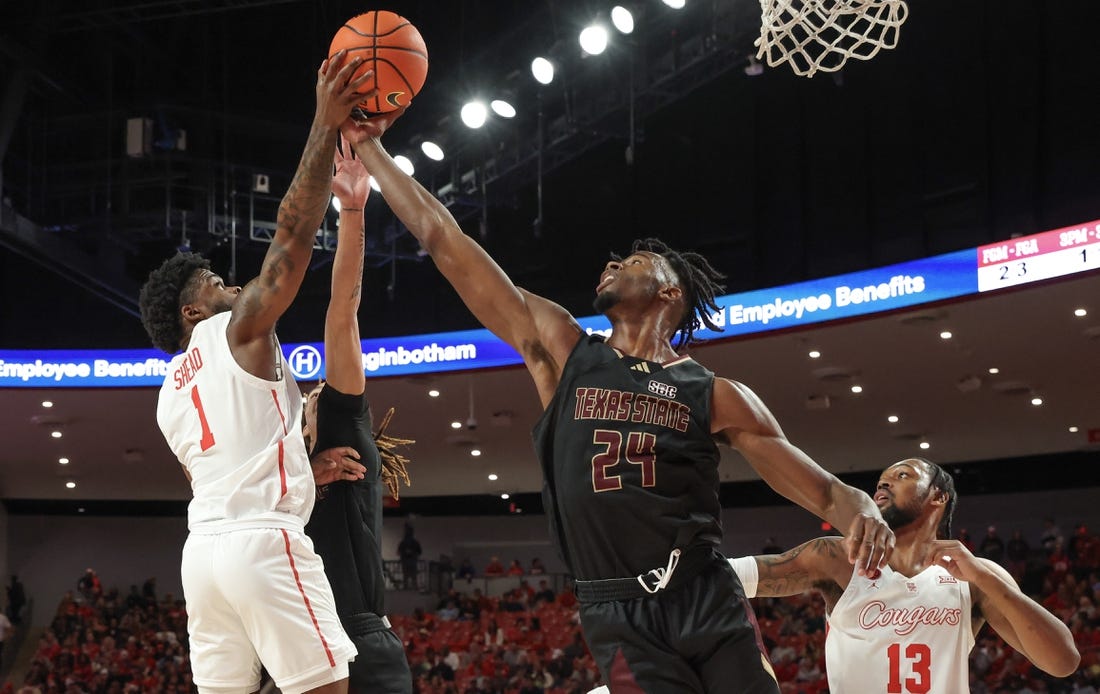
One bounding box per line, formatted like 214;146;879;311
648;380;677;398
630;362;651;374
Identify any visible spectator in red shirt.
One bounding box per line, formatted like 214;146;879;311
484;556;505;577
506;559;524;576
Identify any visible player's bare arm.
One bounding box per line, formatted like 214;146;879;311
712;377;894;575
752;537;850;606
342;121;582;406
924;539;1080;677
323;138;370;396
227;52;373;379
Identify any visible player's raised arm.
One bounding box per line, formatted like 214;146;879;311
341;117;582;402
323;139;370;395
713;377;894;576
228;53;372;360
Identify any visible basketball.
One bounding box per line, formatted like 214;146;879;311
328;10;428;114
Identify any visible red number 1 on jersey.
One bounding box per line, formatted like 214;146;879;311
190;385;216;451
887;642;931;694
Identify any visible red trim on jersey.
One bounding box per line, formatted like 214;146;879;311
281;529;336;668
271;389;289;434
271;389;289;498
277;440;287;498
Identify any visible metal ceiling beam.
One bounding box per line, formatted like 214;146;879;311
55;0;307;33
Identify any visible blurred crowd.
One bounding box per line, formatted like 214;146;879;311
2;519;1097;693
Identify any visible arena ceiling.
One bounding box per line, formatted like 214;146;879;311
0;1;1098;506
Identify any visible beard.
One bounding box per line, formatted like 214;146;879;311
593;289;620;314
880;501;920;530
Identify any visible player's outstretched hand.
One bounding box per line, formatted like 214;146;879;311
315;51;376;129
311;446;367;485
844;512;895;578
923;539;985;582
333;136;370;210
340;107;407;146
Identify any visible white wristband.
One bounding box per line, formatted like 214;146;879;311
729;555;759;598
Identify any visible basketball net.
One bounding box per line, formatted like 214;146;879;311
756;0;909;78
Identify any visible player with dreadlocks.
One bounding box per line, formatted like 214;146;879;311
301;139;414;693
728;458;1079;691
337;110;894;693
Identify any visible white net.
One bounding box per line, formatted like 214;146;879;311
756;0;909;78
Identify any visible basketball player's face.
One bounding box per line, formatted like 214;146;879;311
593;252;667;314
187;270;241;319
874;460;931;530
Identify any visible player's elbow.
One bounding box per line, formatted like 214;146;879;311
1042;645;1081;678
413;208;457;253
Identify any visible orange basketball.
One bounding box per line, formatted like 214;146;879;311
329;10;428;114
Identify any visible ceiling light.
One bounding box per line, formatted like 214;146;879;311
77;507;85;513
1075;308;1088;317
919;441;930;450
850;385;863;394
65;481;76;489
428;389;440;398
611;6;634;34
939;331;953;340
450;421;462;429
488;473;498;481
887;415;899;423
51;431;62;438
1069;426;1079;433
531;57;555;85
1030;397;1043;406
59;457;70;465
394;155;415;176
490;100;516;118
808;350;821;359
662;0;686;8
470;449;482;457
460;101;488;129
579;25;609;55
369;176;381;192
421;141;445;161
501;493;510;500
988;367;1000;374
42;400;53;408
331;195;341;213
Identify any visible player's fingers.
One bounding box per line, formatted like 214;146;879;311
350;69;375;90
333;55;363;87
336;446;360;460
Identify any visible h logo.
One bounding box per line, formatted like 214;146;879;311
288;345;322;379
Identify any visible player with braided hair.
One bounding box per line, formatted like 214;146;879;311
301;139;413;693
339;111;894;693
611;238;726;348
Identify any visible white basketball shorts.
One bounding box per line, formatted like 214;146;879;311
182;528;357;694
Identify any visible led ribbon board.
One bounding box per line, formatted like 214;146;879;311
2;218;1097;388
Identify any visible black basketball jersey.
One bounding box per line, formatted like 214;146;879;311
532;334;723;581
304;385;386;617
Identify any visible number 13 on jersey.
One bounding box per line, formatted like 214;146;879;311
887;642;931;694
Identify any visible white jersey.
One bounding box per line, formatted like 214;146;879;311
825;564;973;694
157;311;314;533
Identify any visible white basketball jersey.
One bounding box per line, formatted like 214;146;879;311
157;311;314;533
825;564;973;694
